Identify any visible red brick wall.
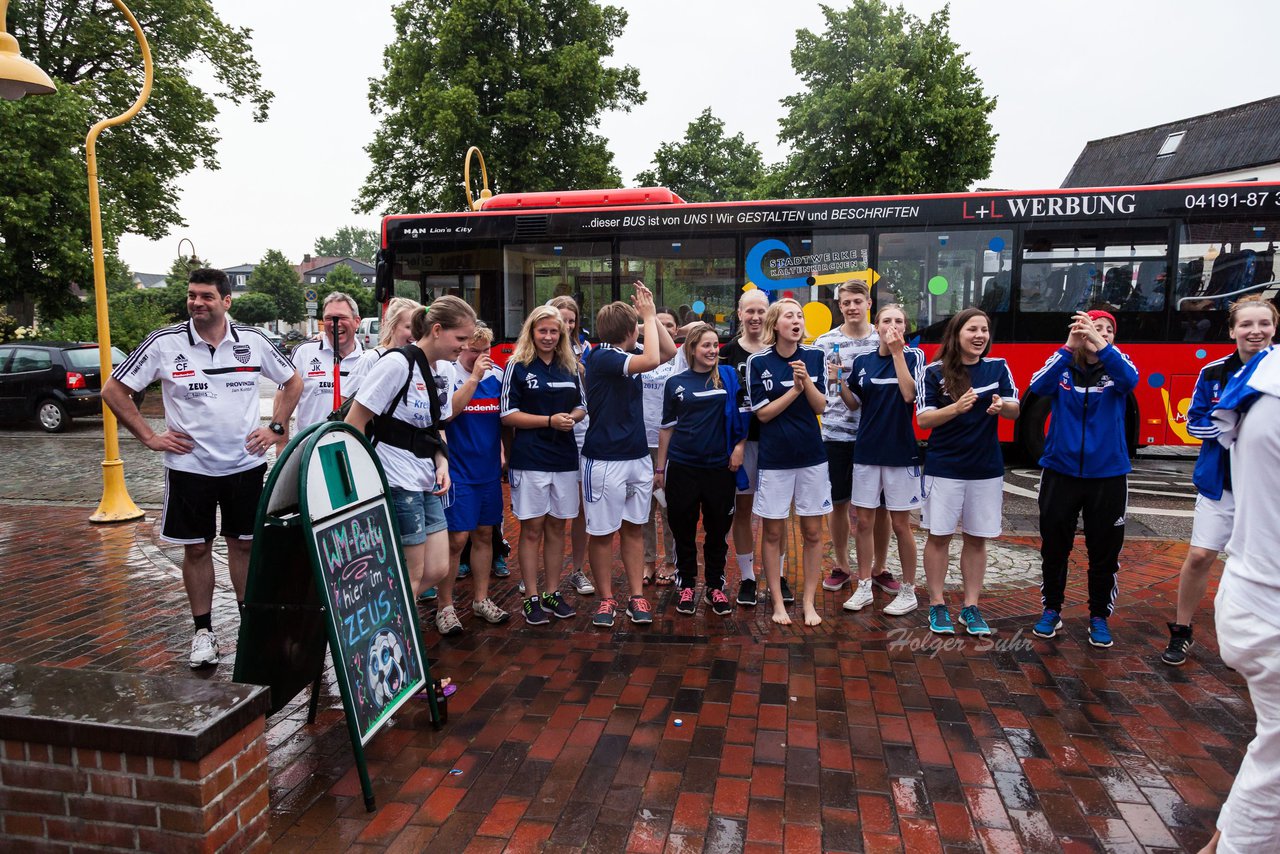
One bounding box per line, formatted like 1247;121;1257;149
0;717;269;853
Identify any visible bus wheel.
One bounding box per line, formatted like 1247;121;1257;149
1019;397;1051;464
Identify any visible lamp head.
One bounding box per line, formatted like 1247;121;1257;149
0;29;56;100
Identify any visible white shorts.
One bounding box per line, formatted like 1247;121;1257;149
736;441;759;495
1190;491;1235;552
753;464;833;519
582;456;653;535
923;475;1003;538
852;464;925;512
510;469;580;521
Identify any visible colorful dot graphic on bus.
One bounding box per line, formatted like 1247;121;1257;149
927;276;949;295
692;300;706;314
1148;372;1166;389
802;302;833;337
988;237;1006;253
1196;349;1207;359
745;238;810;291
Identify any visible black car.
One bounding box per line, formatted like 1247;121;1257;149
0;341;131;433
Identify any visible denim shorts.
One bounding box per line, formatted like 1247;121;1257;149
389;487;448;546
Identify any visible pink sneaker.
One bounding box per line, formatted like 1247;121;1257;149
823;567;852;591
871;570;901;594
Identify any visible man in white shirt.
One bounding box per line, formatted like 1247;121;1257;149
102;268;302;670
290;292;364;429
1202;347;1280;853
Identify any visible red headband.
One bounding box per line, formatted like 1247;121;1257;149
1086;309;1117;329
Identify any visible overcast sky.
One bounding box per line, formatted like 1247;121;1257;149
117;0;1280;273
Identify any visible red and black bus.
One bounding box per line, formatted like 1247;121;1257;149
377;182;1280;458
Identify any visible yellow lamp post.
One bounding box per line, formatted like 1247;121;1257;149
0;0;149;522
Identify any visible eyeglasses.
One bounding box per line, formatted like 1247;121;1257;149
322;316;354;323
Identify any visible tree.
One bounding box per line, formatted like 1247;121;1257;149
314;226;380;264
634;109;766;203
320;264;376;317
229;292;277;326
39;291;177;352
247;250;304;324
357;0;644;215
1;2;272;318
775;1;996;197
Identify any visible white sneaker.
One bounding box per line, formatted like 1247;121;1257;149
842;578;874;612
473;597;510;624
436;605;464;636
883;586;919;616
517;579;526;594
189;629;218;669
567;569;595;595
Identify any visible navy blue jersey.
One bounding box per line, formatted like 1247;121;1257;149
582;344;648;461
500;358;585;472
747;345;827;470
849;348;926;467
917;358;1018;480
660;369;730;468
446;363;504;484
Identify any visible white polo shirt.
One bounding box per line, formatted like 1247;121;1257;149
290;336;365;429
113;320;298;476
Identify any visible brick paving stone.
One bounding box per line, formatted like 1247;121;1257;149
0;454;1254;854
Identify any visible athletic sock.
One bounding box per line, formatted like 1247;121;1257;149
736;554;755;581
194;612;213;632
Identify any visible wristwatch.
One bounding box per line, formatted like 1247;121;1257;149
268;421;285;435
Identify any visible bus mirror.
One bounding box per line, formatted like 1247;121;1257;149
375;249;394;303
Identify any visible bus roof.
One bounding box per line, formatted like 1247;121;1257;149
478;187;686;210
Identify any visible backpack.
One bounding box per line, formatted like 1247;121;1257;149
329;344;448;460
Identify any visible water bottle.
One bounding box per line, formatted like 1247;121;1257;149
829;341;842;385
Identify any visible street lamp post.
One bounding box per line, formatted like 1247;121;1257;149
0;0;150;522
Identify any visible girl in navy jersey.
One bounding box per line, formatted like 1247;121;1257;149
838;304;926;617
916;308;1020;636
499;306;587;626
1163;297;1276;666
747;297;831;626
654;324;749;617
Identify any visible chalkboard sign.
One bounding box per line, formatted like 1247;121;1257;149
310;498;423;743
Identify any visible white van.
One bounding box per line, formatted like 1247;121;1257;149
357;317;380;349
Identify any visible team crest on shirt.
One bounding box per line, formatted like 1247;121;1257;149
232;343;252;365
172;353;194;378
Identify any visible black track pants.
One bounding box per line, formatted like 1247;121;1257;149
1038;468;1127;618
666;461;736;591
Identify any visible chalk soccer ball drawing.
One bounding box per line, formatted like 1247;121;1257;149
366;628;409;708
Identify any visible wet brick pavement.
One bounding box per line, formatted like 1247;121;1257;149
0;414;1249;853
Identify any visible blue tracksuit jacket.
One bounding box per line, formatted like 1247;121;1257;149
1028;344;1139;478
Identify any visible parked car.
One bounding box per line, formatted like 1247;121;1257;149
0;341;131;433
357;317;380;349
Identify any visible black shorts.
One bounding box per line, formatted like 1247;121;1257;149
824;440;855;504
161;464;267;544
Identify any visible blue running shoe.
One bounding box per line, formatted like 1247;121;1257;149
419;587;437;601
456;563;471;580
1088;616;1113;648
959;605;991;636
929;605;954;635
1033;609;1062;639
492;555;510;578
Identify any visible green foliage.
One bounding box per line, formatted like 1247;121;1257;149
776;0;996;197
634;109;766;203
1;1;272;316
314;226;380;263
247;250;304;324
38;290;178;352
358;0;644;215
321;265;376;316
229;292;277;326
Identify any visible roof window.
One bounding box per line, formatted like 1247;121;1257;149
1157;131;1186;158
